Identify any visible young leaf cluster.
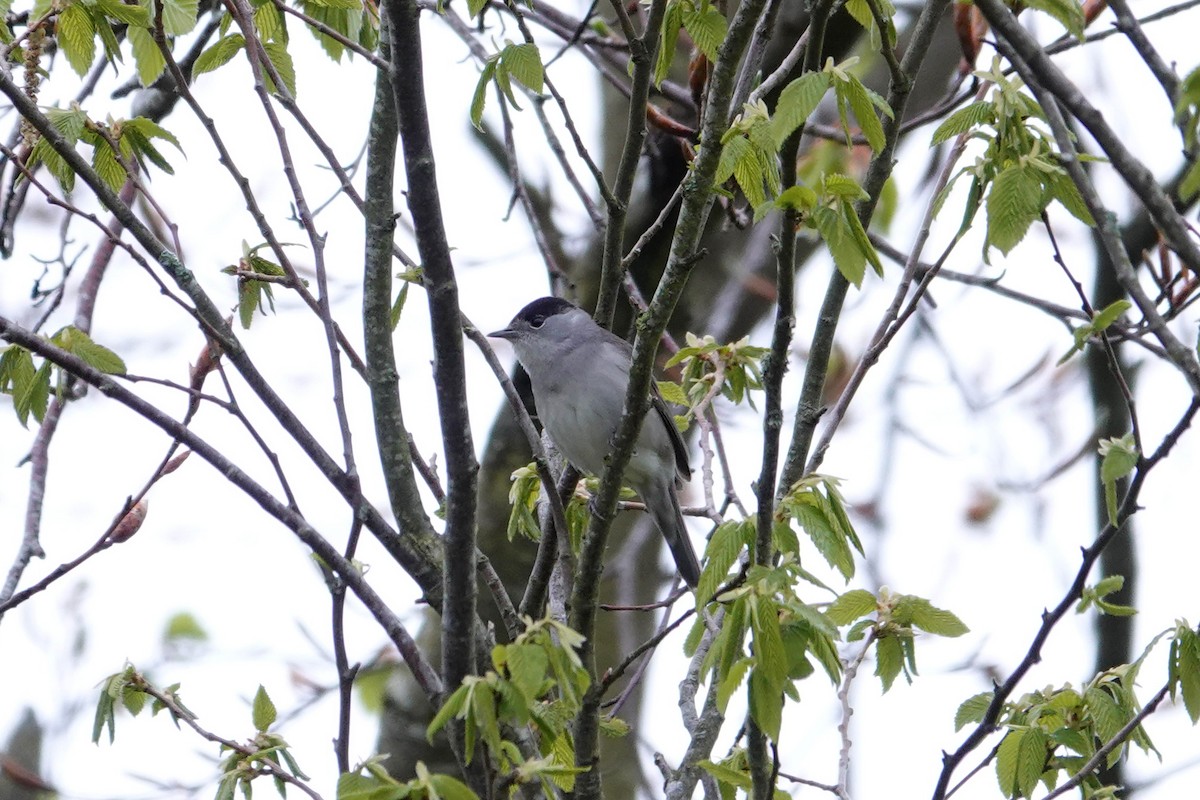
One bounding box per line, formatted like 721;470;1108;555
425;617;594;795
699;747;791;800
27;106;182;194
337;758;477;800
777;172;883;287
686;517;846;751
716;57;892;234
687;548;843;744
0;326;126;426
28;0;196;85
214;684;310;800
655;0;727;88
1097;433;1138;526
1056;299;1131;366
827;587;967;692
1168;621;1200;724
931;58;1095;257
221;241;299;329
469;41;545;131
776;474;863;580
661;332;768;416
956;656;1161;798
1076;574;1136;618
92;664;194;746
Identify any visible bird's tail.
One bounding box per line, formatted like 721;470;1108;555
647;482;702;587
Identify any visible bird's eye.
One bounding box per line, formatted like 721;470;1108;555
529;314;546;328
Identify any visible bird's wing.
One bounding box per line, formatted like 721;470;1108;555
651;385;691;482
602;325;691;482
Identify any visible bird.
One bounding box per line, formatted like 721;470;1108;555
489;296;702;587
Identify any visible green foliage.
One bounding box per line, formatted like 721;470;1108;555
1097;434;1138;526
470;41;544;130
294;0;379;62
844;0;895;52
339;757;479;800
655;0;728;87
1;326;125;426
26;106;183;194
931;58;1096;257
1057;299;1131;366
699;748;790;800
989;672;1157;798
1077;574;1136;617
1174;65;1200;200
222;241;299;329
91;664;195;745
664;331;768;416
777;474;863;580
216;684;310;800
693;563;841;742
506;463;542;541
827;586;967;692
1022;0;1087;39
1169;622;1200;723
426;617;593;795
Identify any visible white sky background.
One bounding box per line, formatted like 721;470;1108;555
1;1;1199;798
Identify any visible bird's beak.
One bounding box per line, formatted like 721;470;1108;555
488;326;517;340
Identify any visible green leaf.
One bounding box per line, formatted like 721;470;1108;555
156;0;199;35
58;3;97;77
714;134;751;186
681;3;726;62
163;611;208;645
1098;434;1137;524
955;691;994;731
840;73;886;152
826;589;876;625
14;359;51;427
470;59;498;130
1043;167;1095;225
812;204;866;288
427;773;479;800
336;772;407;800
898;596;969;637
696;520;749;606
716;657;752;713
1023;0;1086;38
751;597;788;687
1179;159;1200;202
128;25;166;86
93;0;150;25
426;683;470;741
840;197;882;277
92;687;116;744
466;0;487;18
986;163;1044;254
874;635;904;692
194;34;246;77
931;101;995;144
500;42;543;94
1091;299;1131;334
748;667;782;742
654;1;684;88
58;326;127;374
252;685;277;732
263;40;297;97
1173;629;1200;723
255;1;287;43
92;140;127;192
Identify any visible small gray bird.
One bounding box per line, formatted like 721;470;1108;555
490;297;702;587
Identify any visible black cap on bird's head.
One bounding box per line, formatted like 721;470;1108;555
489;296;579;339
